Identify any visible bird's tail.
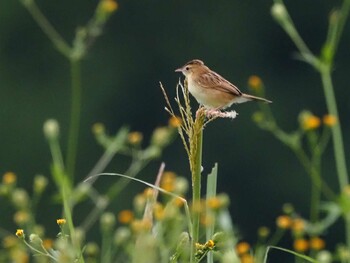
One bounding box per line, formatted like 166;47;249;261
242;93;272;103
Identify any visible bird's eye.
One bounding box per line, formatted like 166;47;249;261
185;66;189;70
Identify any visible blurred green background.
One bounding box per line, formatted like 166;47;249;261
1;0;350;250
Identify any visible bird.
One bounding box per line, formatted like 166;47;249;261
175;59;272;110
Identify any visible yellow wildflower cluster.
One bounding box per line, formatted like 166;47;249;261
300;111;337;130
56;218;66;226
293;236;325;252
195;240;216;259
276;215;306;233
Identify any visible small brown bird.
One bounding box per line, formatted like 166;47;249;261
175;59;272;109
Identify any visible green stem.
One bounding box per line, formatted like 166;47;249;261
23;240;58;262
319;65;348;189
66;59;82;181
21;0;71;57
331;0;350;57
309;164;321;223
192;127;203;245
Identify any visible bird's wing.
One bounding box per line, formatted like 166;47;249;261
195;71;242;96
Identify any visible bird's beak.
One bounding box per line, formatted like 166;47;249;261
175;67;183;73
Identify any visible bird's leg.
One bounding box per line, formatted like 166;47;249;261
204;107;223;118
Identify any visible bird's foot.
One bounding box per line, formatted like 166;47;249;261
204;109;238;119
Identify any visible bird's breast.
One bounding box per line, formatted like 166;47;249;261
187;77;234;109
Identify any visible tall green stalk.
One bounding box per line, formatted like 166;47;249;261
191;126;203;245
319;65;348;188
66;59;82;180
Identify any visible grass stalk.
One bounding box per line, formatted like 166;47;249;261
191;126;203;245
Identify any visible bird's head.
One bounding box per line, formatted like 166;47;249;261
175;59;209;77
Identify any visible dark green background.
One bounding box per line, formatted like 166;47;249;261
1;0;350;252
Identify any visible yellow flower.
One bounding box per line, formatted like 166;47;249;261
302;115;321;130
128;131;143;145
276;215;292;229
206;197;221;210
172;196;185;207
14;211;30;225
100;0;118;13
143;187;154;198
15;229;24;238
323;114;337;127
205;239;215;249
248;75;263;90
153;203;165;220
241;254;254;263
168;116;182;128
3;172;16;185
292;218;306;233
118;210;134;224
200;214;214;226
160;171;176;192
131;219;152;233
56;218;66;226
310;237;325;250
42;239;54;249
293;238;309;252
236;241;250;255
92;123;105;135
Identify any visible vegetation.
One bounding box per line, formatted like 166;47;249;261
1;0;350;262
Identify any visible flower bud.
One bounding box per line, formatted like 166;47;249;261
85;242;100;257
114;227;131;246
11;189;29;209
43;119;59;140
33;175;48;194
271;3;288;22
100;212;116;232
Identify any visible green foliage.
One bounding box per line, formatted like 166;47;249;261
1;0;350;262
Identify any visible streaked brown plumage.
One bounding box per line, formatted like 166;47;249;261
175;59;272;109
